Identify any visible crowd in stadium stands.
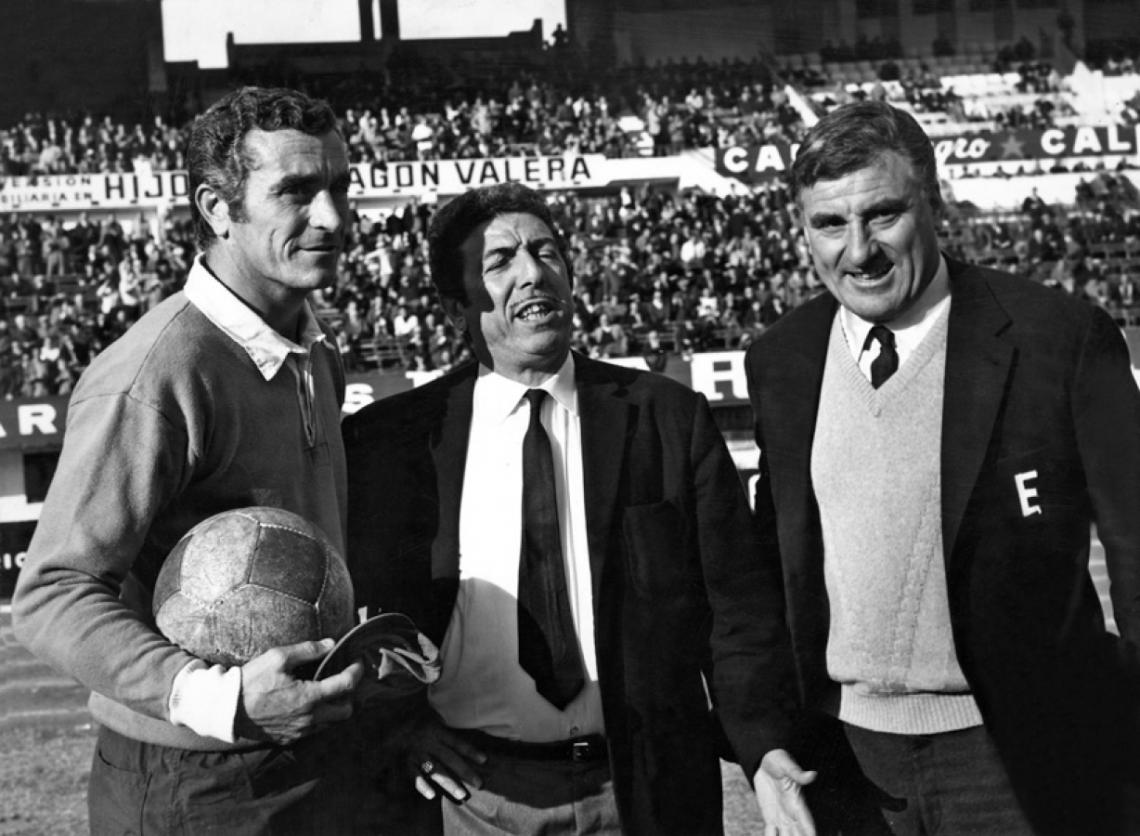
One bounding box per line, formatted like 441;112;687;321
0;211;194;397
2;38;1140;393
8;29;1139;182
0;113;185;178
1;172;1139;395
818;35;906;65
789;35;1073;133
332;67;803;166
1086;38;1140;76
1102;55;1139;76
295;175;1140;374
1;55;804;178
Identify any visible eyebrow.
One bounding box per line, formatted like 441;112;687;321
271;172;320;194
482;236;559;261
482;244;516;264
807;197;909;227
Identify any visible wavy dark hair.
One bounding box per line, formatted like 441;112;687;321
790;101;942;212
186;86;341;250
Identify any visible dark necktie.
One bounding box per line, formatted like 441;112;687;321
517;389;585;709
865;325;898;389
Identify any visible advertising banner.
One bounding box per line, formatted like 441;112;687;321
717;125;1140;186
0;521;37;598
931;125;1140;166
0;172;191;213
715;141;800;183
348;154;606;196
0;398;71;452
0;155;609;212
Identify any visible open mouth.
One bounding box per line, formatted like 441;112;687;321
845;259;893;282
513;297;562;322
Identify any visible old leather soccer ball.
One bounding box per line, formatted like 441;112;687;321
152;507;354;666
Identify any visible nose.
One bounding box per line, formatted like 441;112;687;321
516;247;547;289
310;189;347;234
844;222;879;267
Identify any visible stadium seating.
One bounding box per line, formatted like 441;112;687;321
2;38;1140;390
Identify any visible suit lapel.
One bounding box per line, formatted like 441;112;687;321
759;294;836;503
574;354;632;604
429;365;476;584
941;262;1014;563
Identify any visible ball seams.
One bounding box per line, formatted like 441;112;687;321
154;507;352;665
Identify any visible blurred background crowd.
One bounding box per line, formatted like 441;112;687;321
5;32;1140;179
1;165;1138;398
2;7;1140;398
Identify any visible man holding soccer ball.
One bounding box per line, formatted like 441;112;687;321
12;86;364;833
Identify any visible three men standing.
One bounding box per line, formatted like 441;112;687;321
18;82;1140;836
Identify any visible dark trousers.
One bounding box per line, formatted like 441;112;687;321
842;723;1034;836
442;752;620;836
87;725;358;835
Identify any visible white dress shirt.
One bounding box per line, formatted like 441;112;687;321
428;354;605;742
840;255;952;379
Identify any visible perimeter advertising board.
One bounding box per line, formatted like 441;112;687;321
0;521;36;599
0;155;609;213
715;125;1140;185
931;125;1140;167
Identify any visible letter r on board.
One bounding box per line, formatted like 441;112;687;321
1014;470;1042;517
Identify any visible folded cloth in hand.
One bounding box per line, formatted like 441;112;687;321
314;612;441;703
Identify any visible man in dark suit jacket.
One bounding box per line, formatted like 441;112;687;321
344;182;816;835
745;101;1140;835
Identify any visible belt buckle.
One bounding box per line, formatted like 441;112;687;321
571;737;599;762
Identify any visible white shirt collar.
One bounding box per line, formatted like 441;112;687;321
841;254;951;362
183;256;327;381
473;353;578;424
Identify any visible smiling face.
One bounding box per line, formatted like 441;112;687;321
200;128;350;333
797;150;942;324
444;211;574;384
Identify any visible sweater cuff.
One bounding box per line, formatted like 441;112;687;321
168;660;241;743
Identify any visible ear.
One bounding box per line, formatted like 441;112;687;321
194;183;231;240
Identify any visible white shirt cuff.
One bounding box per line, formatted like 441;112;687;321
168;660;242;743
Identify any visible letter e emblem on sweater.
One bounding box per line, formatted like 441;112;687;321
1014;470;1042;517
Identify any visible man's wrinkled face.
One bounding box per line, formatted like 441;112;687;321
797;151;942;323
445;212;574;381
224;128;351;305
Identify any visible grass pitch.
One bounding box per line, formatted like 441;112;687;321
0;722;92;836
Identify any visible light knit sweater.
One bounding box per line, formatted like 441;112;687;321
811;309;983;735
13;289;347;750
